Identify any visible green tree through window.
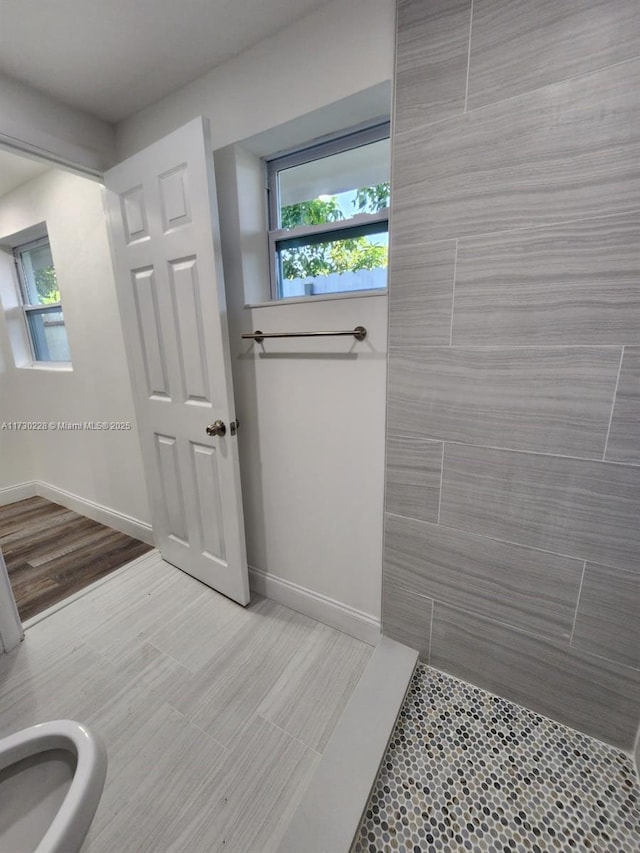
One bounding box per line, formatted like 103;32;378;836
35;265;60;304
280;183;390;281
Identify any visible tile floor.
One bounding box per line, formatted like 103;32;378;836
353;665;640;853
0;551;372;853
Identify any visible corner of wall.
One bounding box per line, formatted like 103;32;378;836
0;72;116;173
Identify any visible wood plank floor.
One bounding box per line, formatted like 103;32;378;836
0;552;373;852
0;496;153;620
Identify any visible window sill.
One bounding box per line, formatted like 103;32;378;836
245;288;387;309
18;362;73;372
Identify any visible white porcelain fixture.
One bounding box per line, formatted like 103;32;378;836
0;719;107;853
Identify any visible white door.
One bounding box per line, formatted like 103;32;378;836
104;117;249;605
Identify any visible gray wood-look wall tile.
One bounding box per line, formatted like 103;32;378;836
393;58;640;244
467;0;640;110
572;562;640;670
384;513;583;640
385;0;640;752
440;444;640;573
395;0;471;134
382;572;433;659
387;347;620;457
385;434;442;522
430;602;640;750
452;213;640;346
388;239;456;347
606;347;640;465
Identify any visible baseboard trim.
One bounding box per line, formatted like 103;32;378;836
35;481;154;545
2;484;378;639
0;481;37;505
21;481;154;545
249;565;380;644
0;480;153;545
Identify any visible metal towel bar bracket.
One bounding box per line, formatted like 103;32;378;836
242;326;367;344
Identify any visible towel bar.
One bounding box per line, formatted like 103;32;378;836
242;326;367;344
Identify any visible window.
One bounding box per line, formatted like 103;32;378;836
266;123;390;300
13;235;71;362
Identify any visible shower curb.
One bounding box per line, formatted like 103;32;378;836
277;636;418;853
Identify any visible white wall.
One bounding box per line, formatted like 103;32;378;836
0;72;115;173
216;143;388;627
116;0;395;158
239;295;388;623
116;0;395;628
0;341;33;489
0;0;394;631
0;169;151;529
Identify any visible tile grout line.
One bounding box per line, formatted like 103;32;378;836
145;637;199;676
428;597;574;651
392;206;640;249
633;722;640;771
449;238;459;346
169;703;230;754
569;561;587;646
398;52;640;141
427;600;435;665
436;443;445;524
463;0;474;112
602;346;625;460
382;434;640;468
385;509;587;566
256;713;322;757
388;345;627;351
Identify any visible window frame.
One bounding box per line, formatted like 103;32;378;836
12;234;70;364
265;121;391;301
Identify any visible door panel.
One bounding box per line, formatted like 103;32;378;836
159;165;191;231
156;434;188;543
132;267;170;398
120;186;148;243
169;256;210;403
191;442;226;561
105;117;249;604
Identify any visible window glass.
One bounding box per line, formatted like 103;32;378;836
14;235;71;363
17;241;60;306
267;125;390;300
278;223;388;299
25;307;71;361
278;138;390;228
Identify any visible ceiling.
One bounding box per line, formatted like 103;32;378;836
0;0;333;124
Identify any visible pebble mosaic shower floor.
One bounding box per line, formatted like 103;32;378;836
351;665;640;853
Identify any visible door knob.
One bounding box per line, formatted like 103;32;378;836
206;419;226;437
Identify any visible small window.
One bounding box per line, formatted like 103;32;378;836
266;123;390;300
13;235;71;363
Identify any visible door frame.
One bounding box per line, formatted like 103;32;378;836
0;139;102;645
0;548;23;652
